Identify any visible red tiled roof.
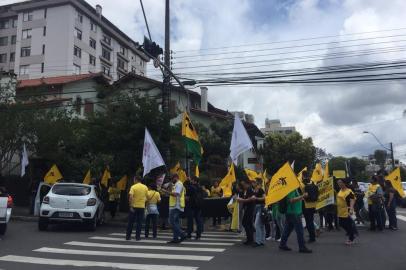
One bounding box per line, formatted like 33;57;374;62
18;73;104;89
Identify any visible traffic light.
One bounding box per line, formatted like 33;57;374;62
143;36;163;58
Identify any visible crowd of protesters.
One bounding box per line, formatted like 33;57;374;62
120;169;401;252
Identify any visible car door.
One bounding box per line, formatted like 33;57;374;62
34;182;52;216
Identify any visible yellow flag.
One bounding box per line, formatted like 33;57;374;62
244;168;260;181
262;169;270;190
297;167;307;189
386;167;405;198
101;168;111;187
323;161;330;181
117;175;128;191
83;170;91;185
311;163;323;183
219;163;236;197
182;112;200;142
265;162;300;206
44;164;63;184
195;165;200;177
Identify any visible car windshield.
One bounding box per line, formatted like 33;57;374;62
52;185;91;196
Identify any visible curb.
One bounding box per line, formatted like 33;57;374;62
11;215;129;227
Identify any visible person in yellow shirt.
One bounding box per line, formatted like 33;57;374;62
367;176;385;231
145;183;161;238
126;176;148;241
108;182;121;219
336;179;356;245
211;181;223;227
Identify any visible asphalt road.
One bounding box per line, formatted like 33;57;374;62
1;211;406;270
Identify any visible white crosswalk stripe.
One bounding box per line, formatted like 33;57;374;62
0;230;239;269
396;215;406;222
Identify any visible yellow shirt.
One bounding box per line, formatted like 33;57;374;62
147;190;161;205
211;186;222;198
337;189;354;218
367;183;380;205
108;187;121;201
129;183;149;209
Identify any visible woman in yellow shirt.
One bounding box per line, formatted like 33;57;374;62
108;182;121;219
336;179;356;245
211;181;223;227
145;183;161;238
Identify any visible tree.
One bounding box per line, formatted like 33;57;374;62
260;132;316;175
374;149;387;169
329;156;368;182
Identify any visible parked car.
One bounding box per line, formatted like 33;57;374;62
39;183;105;231
0;188;13;235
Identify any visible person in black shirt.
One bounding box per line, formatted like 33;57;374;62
237;180;255;245
253;178;266;247
384;180;398;230
185;177;204;239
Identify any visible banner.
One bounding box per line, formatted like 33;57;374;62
316;176;335;210
333;170;346;179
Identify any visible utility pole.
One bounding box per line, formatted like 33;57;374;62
162;0;171;164
390;142;396;169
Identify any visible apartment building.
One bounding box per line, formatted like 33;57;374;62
0;0;149;81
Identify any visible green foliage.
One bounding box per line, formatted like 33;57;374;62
329;156;368;182
374;149;388;168
260;132;316;175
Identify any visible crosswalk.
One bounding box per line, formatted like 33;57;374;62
0;230;241;269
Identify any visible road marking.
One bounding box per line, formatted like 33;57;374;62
110;233;241;242
35;247;213;261
115;232;241;238
65;241;225;252
90;236;235;246
0;255;198;270
396;215;406;222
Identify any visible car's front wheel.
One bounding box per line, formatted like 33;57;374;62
38;217;49;231
0;223;7;235
86;216;97;232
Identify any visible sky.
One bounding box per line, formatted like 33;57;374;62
3;0;406;162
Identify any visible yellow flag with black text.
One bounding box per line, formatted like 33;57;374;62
266;162;300;206
182;112;203;165
83;170;91;185
220;163;236;197
44;164;63;185
311;163;323;183
245;168;260;181
297;167;307;189
386;167;405;198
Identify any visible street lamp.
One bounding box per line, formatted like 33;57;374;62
363;131;395;169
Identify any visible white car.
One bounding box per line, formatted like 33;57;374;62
39;183;105;231
0;192;13;235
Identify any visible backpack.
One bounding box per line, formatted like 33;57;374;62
305;183;319;202
193;185;205;208
278;196;288;214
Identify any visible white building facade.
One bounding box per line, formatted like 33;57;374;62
0;0;148;81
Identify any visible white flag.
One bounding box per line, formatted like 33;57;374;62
230;116;253;165
291;160;295;171
21;143;29;177
142;128;165;177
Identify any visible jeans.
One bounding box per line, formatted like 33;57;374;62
254;205;266;244
339;217;355;241
126;208;145;240
169;208;185;241
280;214;306;250
272;215;286;240
145;214;158;238
303;208;316;241
187;208;203;238
369;204;384;230
212;217;221;226
242;207;254;243
386;204;397;229
109;201;118;218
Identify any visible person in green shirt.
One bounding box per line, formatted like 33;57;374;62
279;189;312;253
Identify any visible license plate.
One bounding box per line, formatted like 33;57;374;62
59;212;74;218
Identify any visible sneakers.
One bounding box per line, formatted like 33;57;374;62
299;247;313;253
252;243;264;248
279;246;292;251
266;236;274;241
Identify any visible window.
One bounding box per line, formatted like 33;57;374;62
84;100;94;115
131;66;136;72
11;35;16;45
43;26;46;36
74;46;81;58
19;65;29;75
102;47;111;61
89;38;96;49
21;46;31;57
44;8;47;18
120;46;126;56
41;63;44;73
0;20;10;29
42;44;45;55
23;12;33;22
101;65;110;76
102;34;111;45
74;28;82;40
118;58;125;69
0;54;6;63
90;21;96;32
10;52;15;62
89;55;96;66
77;12;83;23
74;64;81;75
22;29;32;39
0;37;8;46
12;18;18;28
